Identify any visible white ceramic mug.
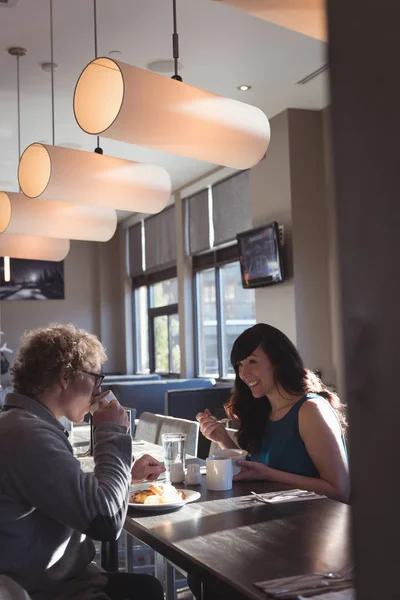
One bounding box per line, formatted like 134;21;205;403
206;456;233;491
213;448;248;476
89;390;116;415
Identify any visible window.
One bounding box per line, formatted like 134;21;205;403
133;275;180;376
220;262;256;377
150;278;180;375
195;268;218;377
150;278;178;308
195;260;256;379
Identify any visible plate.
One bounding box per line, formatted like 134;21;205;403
129;484;201;511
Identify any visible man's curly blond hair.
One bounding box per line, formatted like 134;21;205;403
11;323;107;397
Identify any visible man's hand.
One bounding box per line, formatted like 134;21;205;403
233;460;270;481
131;454;166;483
92;398;129;429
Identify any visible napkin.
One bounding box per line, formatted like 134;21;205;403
253;489;326;504
298;590;355;600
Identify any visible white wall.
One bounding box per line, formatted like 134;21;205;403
248;108;337;386
289;109;333;383
0;229;127;384
250;110;297;344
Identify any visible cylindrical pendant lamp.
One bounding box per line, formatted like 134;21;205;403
0;233;70;261
18;143;172;213
73;58;270;170
0;192;117;242
212;0;327;42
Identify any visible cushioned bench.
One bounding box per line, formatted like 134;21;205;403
103;378;215;417
165;385;233;459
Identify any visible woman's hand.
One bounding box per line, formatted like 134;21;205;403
131;454;166;483
233;460;270;481
196;409;234;448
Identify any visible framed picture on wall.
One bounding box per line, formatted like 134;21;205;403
0;259;65;301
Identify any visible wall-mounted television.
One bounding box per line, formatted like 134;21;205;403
237;221;284;289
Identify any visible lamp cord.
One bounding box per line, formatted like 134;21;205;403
16;54;21;162
93;0;102;154
172;0;182;82
49;0;55;146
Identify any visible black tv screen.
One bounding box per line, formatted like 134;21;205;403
237;222;284;289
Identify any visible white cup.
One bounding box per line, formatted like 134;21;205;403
213;448;248;476
206;457;233;491
89;390;116;415
170;462;185;484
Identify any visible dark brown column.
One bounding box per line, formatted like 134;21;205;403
327;2;400;598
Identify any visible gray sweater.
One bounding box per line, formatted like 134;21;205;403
0;393;132;600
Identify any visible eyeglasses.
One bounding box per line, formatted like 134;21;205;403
82;369;105;388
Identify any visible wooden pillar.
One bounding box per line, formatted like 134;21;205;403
327;1;400;598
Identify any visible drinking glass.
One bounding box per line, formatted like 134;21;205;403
161;433;186;484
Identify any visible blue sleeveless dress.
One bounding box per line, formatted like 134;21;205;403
250;393;346;478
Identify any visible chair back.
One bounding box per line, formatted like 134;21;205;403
0;576;31;600
135;412;162;444
208;427;239;457
165;386;232;458
157;415;200;457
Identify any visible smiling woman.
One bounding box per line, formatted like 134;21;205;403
197;323;350;503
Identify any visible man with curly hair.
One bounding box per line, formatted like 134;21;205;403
0;324;164;600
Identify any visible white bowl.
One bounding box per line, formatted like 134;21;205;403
212;448;248;476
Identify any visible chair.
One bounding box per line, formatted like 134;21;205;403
209;427;239;457
134;412;162;444
0;576;31;600
157;415;200;457
165;386;233;458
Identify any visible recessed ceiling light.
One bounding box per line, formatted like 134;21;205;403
108;50;122;57
237;85;251;91
147;59;184;74
41;62;58;72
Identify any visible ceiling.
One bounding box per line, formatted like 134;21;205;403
0;0;329;215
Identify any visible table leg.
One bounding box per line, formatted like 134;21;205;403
125;532;134;573
154;552;176;599
101;540;119;572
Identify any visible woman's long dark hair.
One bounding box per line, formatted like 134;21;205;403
224;323;347;455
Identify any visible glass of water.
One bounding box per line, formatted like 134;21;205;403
161;433;186;484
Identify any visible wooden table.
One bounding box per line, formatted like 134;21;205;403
78;440;202;572
124;478;351;600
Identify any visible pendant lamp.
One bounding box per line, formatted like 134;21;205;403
18;0;171;214
211;0;327;42
18;143;171;212
0;234;70;261
0;46;71;264
0;192;117;242
73;57;270;170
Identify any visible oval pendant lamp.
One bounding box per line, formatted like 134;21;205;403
0;192;117;242
18;143;171;212
0;234;70;261
73;57;270;170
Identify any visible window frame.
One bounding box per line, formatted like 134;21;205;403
132;267;180;377
194;243;252;380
